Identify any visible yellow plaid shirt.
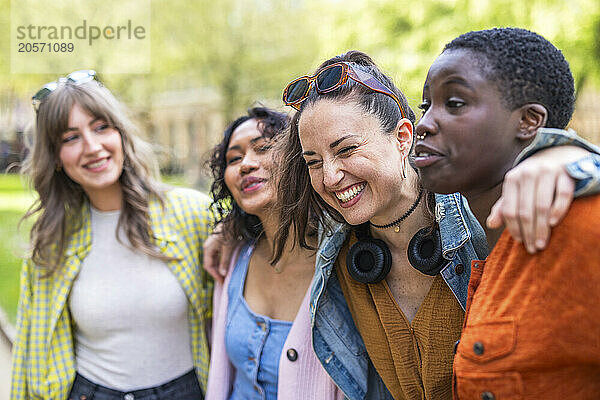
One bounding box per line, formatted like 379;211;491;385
10;188;215;399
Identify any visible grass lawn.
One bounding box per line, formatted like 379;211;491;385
0;174;35;325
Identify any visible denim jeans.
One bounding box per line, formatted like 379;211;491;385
68;369;203;400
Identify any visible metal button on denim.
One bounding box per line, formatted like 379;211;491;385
256;321;267;331
287;348;298;361
454;263;465;275
473;341;484;355
124;394;134;400
480;391;495;400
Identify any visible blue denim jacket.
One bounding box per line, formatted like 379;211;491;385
309;129;600;400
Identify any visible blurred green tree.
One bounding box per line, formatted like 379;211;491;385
322;0;600;110
0;0;598;128
146;0;322;121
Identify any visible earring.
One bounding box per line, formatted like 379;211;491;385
401;156;407;179
55;164;62;172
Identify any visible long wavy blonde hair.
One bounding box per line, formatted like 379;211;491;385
22;80;169;275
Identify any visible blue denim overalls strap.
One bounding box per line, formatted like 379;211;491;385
225;241;292;400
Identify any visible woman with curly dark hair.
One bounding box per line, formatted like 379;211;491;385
205;107;342;400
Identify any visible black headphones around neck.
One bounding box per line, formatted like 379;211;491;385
346;223;445;284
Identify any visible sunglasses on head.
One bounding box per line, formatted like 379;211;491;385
32;70;98;112
282;62;406;118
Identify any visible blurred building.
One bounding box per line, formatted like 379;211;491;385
0;87;226;189
146;87;224;188
1;84;598;183
0;97;30;173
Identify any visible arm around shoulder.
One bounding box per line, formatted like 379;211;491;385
516;128;600;197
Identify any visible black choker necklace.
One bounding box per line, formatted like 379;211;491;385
369;188;424;232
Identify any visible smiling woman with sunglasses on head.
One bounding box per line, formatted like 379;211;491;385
269;50;600;399
11;72;214;400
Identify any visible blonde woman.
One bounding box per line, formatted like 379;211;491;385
12;71;213;400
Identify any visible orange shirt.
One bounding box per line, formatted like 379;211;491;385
454;195;600;400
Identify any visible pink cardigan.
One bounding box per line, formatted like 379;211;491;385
205;244;345;400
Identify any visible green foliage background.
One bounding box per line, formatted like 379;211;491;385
0;175;34;324
0;0;599;324
0;0;599;120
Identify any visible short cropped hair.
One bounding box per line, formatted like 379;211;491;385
444;27;575;128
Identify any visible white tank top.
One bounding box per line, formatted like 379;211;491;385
69;207;194;391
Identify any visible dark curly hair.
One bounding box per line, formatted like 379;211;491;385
443;27;575;128
208;107;289;242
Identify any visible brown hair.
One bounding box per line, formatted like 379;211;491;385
273;50;435;262
21;80;169;275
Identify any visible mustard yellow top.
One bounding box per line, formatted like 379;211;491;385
336;235;464;399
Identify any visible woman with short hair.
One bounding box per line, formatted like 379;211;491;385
416;27;600;399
